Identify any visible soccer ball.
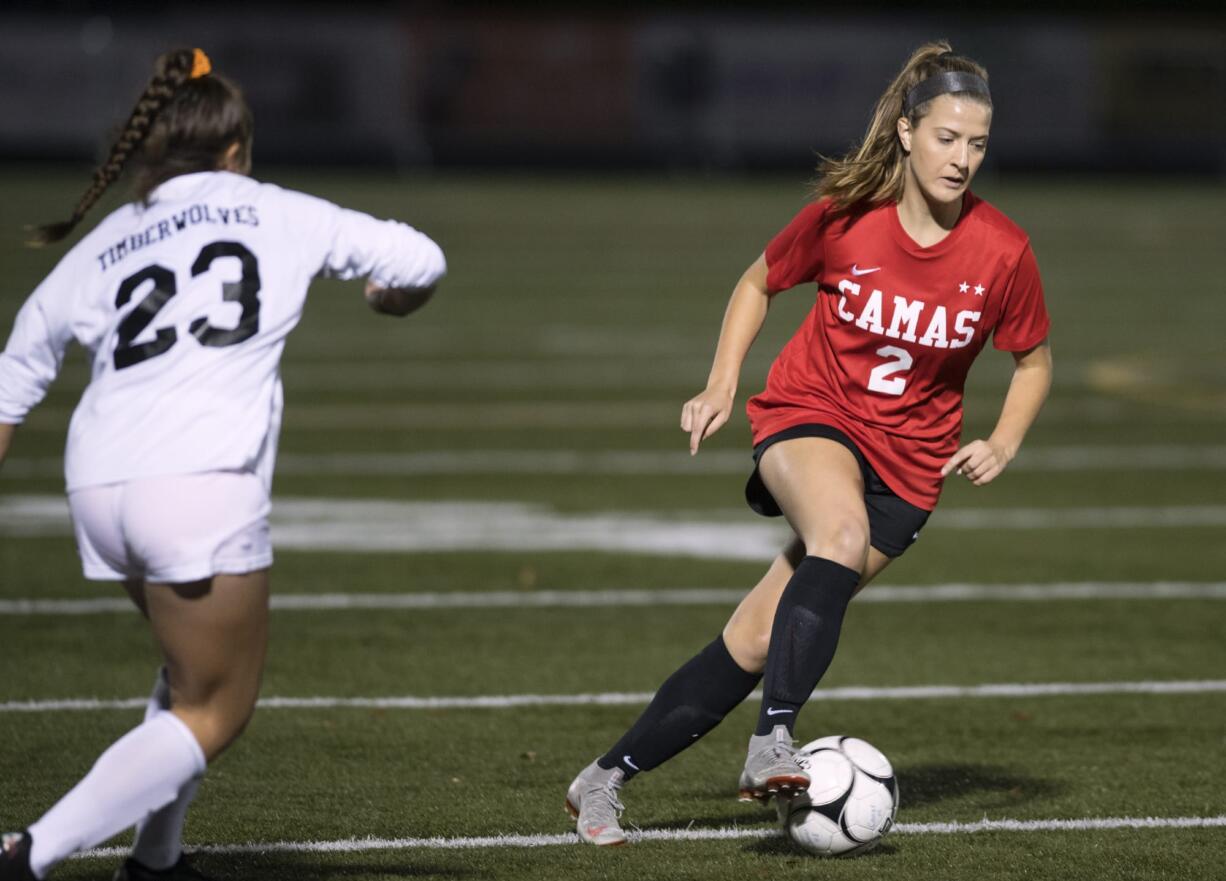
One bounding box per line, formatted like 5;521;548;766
775;735;899;857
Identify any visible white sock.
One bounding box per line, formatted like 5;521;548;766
27;710;206;879
131;668;203;870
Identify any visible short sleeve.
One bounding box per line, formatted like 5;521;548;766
764;201;829;293
992;242;1050;352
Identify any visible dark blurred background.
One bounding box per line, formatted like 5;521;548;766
2;2;1223;174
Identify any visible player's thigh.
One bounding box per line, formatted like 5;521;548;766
757;437;870;567
144;570;270;709
121;578;148;617
117;472;272;695
144;569;269;759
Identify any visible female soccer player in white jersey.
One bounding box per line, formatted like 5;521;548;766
566;41;1052;845
0;49;445;880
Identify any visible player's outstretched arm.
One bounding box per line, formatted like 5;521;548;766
682;253;773;455
364;280;436;317
942;340;1053;486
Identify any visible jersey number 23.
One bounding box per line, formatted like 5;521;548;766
113;240;261;370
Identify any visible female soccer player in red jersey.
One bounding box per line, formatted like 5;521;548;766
566;41;1052;845
0;50;444;880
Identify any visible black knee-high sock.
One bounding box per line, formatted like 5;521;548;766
755;556;860;737
597;636;762;779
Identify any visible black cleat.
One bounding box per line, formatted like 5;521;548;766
114;855;215;881
0;832;35;881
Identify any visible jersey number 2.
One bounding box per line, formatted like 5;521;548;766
114;241;261;370
866;345;913;396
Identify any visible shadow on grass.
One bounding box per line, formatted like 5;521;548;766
630;761;1059;859
896;762;1066;809
197;854;477;880
744;836;900;859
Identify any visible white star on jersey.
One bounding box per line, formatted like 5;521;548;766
959;281;969;293
974;284;986;296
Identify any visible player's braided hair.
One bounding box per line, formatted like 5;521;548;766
29;48;252;247
815;41;991;213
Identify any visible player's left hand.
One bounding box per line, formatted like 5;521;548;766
940;439;1011;486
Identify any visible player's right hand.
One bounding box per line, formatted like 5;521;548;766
681;386;734;456
364;281;436;317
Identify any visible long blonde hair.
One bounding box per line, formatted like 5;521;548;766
815;41;991;212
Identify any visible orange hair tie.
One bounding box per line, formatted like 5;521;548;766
190;48;212;79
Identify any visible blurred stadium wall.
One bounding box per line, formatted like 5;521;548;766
0;7;1222;173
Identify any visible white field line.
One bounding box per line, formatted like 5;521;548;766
70;814;1226;859
5;496;1226;559
5;679;1225;714
7;445;1226;478
3;582;1225;617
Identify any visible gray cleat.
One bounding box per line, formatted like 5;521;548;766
737;725;810;803
565;761;628;846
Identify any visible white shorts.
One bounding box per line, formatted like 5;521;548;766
68;472;273;583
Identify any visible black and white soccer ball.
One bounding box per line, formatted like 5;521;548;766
775;735;900;857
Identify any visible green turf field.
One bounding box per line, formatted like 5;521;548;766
1;169;1224;880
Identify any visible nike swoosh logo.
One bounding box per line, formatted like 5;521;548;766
851;264;881;276
623;755;640;771
766;707;794;716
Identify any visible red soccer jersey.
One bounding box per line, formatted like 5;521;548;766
746;193;1050;510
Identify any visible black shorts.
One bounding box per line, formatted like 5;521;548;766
745;423;931;558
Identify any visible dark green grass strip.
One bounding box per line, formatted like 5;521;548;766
38;830;1226;881
1;599;1222;700
3;696;1223;881
4;534;1226;605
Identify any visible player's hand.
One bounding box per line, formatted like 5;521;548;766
681;386;734;455
940;439;1012;486
365;281;435;317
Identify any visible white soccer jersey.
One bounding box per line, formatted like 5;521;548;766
0;170;445;491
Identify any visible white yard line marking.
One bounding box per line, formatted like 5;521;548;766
4;582;1225;616
70;814;1226;859
6;679;1225;714
5;496;1226;559
896;816;1226;834
8;444;1226;478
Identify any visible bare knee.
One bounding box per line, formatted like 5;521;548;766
172;693;257;760
169;671;261;759
723;619;771;674
803;516;870;571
